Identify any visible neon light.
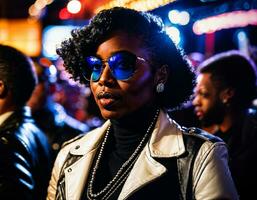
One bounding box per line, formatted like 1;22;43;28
193;10;257;35
168;10;190;25
95;0;176;13
42;25;80;59
59;8;71;20
67;0;82;14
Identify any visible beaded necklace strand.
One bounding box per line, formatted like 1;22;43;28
87;109;160;200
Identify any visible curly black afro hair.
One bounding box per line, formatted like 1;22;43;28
57;7;195;110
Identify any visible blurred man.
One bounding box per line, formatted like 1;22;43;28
0;44;51;199
192;50;257;199
27;60;89;162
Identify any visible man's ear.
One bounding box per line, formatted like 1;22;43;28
154;65;169;85
0;80;7;98
220;88;235;104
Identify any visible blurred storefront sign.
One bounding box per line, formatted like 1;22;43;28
0;19;41;57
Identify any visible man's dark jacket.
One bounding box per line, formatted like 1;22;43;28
32;102;89;163
0;107;52;200
217;108;257;200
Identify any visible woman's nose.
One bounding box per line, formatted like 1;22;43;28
98;64;115;86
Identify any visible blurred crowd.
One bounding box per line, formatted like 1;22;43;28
0;41;257;199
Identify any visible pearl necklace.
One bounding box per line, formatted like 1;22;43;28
87;109;160;200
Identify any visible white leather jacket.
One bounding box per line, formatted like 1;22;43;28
47;110;238;200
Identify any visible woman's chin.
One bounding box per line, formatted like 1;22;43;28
100;109;122;120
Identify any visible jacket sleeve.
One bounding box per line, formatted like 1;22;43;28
47;160;59;200
0;136;34;200
193;141;239;200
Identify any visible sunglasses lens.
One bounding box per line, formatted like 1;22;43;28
108;52;136;80
85;52;138;82
85;56;103;81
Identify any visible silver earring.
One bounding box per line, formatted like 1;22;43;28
156;83;164;93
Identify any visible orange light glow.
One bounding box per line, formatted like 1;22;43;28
95;0;176;13
0;19;41;57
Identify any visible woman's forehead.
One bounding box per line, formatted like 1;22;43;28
96;32;148;58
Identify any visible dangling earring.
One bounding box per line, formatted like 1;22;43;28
156;83;164;93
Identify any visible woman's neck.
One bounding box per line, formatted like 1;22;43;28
109;105;158;160
110;105;158;133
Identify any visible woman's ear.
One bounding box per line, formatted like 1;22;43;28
154;65;169;85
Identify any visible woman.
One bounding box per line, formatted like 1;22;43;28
47;7;238;200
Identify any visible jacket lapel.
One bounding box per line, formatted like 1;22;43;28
63;121;111;200
119;111;186;199
64;148;98;200
62;110;186;200
118;147;167;200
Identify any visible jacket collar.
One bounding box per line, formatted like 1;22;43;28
63;109;186;200
0;106;32;131
68;109;186;158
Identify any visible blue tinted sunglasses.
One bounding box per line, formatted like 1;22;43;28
84;51;146;82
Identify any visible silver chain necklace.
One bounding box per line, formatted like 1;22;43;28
87;109;160;200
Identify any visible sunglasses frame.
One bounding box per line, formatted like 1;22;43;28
83;51;147;82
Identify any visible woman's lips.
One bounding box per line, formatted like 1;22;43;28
99;98;116;108
97;91;120;109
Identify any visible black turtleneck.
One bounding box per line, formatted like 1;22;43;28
108;105;157;175
84;105;159;200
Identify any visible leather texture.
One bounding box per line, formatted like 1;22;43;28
0;107;52;200
47;110;238;200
